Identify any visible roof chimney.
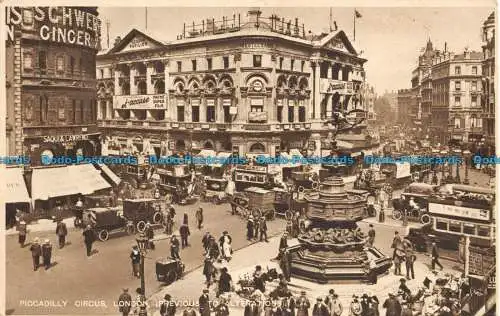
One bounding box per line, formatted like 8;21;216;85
247;8;261;24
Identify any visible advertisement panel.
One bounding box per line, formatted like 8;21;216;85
114;94;167;110
428;203;491;221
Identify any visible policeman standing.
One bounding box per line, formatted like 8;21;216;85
41;239;53;270
56;219;68;248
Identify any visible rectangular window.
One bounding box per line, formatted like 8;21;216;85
70;56;75;74
191;99;200;122
288;100;294;123
277;99;283;123
454;66;461;75
207;58;212;71
291;59;295;71
80;100;85;123
250;98;264;112
472;66;477;75
177;100;185;122
454;117;461;128
223;99;231;123
177;61;182;73
279;57;283;69
454;96;461;107
38;51;47;73
253;55;262;67
23;54;33;69
471;95;477;107
223;57;229;69
298;104;306;122
206;99;216;122
455;81;461;91
192;60;197;71
56;56;64;72
301;60;305;72
72;100;77;123
471;81;477;91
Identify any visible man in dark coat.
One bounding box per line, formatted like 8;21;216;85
18;220;27;248
259;217;268;242
247;216;255;240
41;239;53;270
431;242;444;271
280;249;292;282
145;222;155;250
214;298;230;316
296;291;311;316
170;235;181;260
180;223;190;248
196;208;204;229
203;255;214;286
202;232;211;253
159;294;176;316
30;237;42;271
55;219;68;248
312;297;329;316
83;225;96;256
118;288;132;316
218;267;232;296
382;293;401;316
367;224;376;247
281;295;296;316
199;289;211;316
277;232;288;259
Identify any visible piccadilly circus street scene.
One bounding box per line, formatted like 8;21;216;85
1;3;497;316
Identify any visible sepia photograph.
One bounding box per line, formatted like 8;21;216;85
1;2;497;315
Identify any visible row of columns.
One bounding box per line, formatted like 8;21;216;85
113;60;170;96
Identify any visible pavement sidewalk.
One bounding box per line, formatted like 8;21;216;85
5;217;75;236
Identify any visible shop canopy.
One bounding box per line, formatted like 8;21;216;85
31;165;111;201
97;163;122;186
3;167;30;204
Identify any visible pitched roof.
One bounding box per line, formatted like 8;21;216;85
105;28;166;55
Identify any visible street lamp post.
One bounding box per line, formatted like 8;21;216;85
136;233;148;315
454;149;461;183
463;150;471;185
440;150;447;185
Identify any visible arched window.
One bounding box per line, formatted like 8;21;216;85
203;141;214;149
154;80;165;94
288;77;298;90
137;81;147;95
249;143;266;153
299;78;308;90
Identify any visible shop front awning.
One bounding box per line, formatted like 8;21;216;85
3;167;30;204
97;163;122;186
31;165;111;201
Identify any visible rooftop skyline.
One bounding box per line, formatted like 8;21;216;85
99;6;494;94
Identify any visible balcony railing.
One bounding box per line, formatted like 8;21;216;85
248;111;268;123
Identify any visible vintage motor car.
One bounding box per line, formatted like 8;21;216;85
82;207;134;241
122;198;165;232
201;177;229;204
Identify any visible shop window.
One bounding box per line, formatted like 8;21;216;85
320;63;329;78
463;224;475;236
277;99;283;123
449;222;461;233
23;54;33;69
38;51;47;74
206;99;216;122
253;55;262;67
56;56;64;72
478;226;491;237
223;57;229;69
191;99;200;122
192;60;197;71
177;100;185;122
207;58;212;71
177;61;182;72
436;220;448;231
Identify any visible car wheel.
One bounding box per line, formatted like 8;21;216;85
392;210;403;220
152;212;162;224
420;214;431;225
137;221;146;233
98;229;109;242
166;271;177;284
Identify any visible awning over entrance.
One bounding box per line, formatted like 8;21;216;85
31;165;111;201
97;163;122;186
3;168;30;204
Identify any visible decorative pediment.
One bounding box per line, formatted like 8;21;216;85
106;29;165;55
317;30;358;56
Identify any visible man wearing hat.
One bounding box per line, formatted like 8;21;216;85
277;232;288;260
55;219;68;249
431;242;443;271
183;301;197;316
41;239;53;270
281;293;295;316
195;207;204;230
403;237;415;280
130;246;140;278
325;290;343;316
17;220;27;248
215;296;230;316
117;288;132;316
198;289;211;316
349;295;362;316
246;215;255;241
296;291;311;316
179;220;191;249
30;237;42;271
259;216;268;242
170;235;181;260
145;222;155;250
382;292;401;316
83;225;96;257
313;297;329;316
366;224;376;247
159;294;176;316
399;278;411;300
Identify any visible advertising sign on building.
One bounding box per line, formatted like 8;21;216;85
395;162;411;178
320;79;346;94
428;203;491;221
114;94;167;110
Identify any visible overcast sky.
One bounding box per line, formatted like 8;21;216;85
98;6;494;94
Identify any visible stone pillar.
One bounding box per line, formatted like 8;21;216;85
114;69;121;95
338;66;343;81
200;97;206;122
294;100;299;123
327;62;333;79
271;56;277;122
216;98;222;123
130;63;137;95
312;61;321;120
97;100;102;119
146;62;154;94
